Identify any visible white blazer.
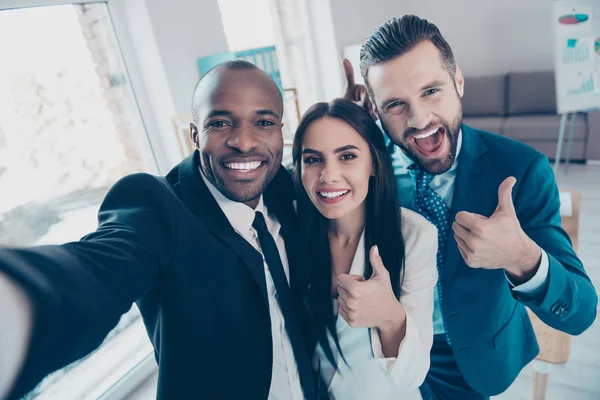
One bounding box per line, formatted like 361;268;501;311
314;207;438;400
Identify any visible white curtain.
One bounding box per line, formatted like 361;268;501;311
268;0;320;132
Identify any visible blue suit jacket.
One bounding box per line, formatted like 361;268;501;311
396;124;597;395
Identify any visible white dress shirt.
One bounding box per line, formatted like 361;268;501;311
313;208;438;400
201;172;304;400
0;271;32;400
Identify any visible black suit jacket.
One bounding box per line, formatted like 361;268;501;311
2;151;315;399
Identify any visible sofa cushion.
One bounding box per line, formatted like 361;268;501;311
507;71;557;115
525;140;586;161
462;75;506;117
502;115;587;141
585;110;600;161
463;117;504;134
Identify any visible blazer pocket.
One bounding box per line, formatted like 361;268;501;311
492;300;519;347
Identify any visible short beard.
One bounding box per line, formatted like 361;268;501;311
409;114;461;175
384;108;462;175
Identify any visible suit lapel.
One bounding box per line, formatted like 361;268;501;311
443;125;490;285
176;151;268;302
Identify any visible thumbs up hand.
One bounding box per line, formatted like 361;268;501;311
337;246;405;329
452;177;542;283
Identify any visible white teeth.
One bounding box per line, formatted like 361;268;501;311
224;161;262;171
318;190;349;199
414;127;439;140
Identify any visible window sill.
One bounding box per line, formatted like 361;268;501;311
28;314;154;400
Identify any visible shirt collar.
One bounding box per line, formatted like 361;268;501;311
199;168;267;236
388;129;463;174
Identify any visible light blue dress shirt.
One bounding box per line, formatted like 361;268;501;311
387;130;549;335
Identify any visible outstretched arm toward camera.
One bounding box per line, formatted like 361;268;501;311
0;173;176;399
0;272;32;400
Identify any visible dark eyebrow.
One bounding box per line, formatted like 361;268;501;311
421;80;445;91
334;145;359;153
301;145;359;155
302;148;322;155
206;109;281;120
256;109;281;119
206;110;233;119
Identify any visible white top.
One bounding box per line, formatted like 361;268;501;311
201;172;304;400
314;208;438;400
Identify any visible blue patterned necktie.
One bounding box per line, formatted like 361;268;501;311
408;164;452;342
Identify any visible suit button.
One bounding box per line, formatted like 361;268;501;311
552;304;569;318
560;307;569;317
551;301;565;316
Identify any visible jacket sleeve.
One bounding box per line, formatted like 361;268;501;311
0;173;177;399
514;155;597;335
371;220;438;390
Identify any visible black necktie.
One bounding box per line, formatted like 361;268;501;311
252;212;316;399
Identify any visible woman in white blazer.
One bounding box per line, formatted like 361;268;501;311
292;98;438;400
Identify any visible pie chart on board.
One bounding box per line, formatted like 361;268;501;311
559;14;589;24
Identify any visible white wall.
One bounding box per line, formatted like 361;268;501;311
329;0;555;77
143;0;229;115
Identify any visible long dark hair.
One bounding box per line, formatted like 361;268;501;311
292;98;405;369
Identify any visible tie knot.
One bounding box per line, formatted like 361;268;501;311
408;164;434;188
252;211;268;233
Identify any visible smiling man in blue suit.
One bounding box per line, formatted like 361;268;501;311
343;15;597;400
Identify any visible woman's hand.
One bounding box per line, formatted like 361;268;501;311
336;245;405;330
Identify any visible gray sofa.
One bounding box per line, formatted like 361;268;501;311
462;71;600;162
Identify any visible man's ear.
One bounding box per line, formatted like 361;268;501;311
189;122;199;148
371;102;379;121
455;66;465;98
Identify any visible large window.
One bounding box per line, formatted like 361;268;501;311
0;2;155;398
217;0;276;52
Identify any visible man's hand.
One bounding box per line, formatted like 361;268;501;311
341;58;377;120
0;272;32;399
337;246;405;329
452;177;542;284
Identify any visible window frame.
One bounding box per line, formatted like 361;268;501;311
0;1;162;398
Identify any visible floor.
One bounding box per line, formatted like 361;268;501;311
127;163;600;400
